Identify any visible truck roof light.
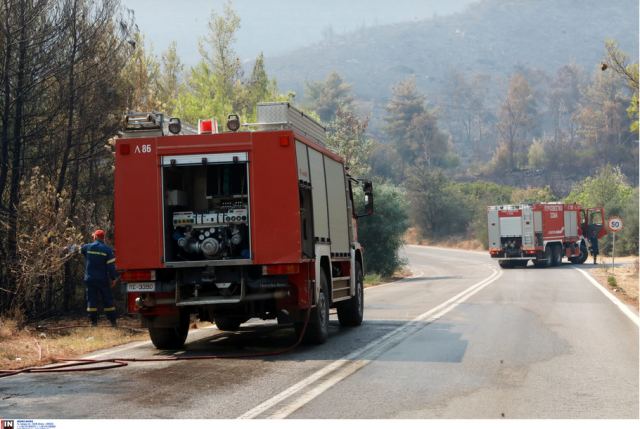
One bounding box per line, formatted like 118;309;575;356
168;117;181;134
279;136;290;147
198;118;218;134
227;114;240;132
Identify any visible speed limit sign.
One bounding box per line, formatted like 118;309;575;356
608;216;623;232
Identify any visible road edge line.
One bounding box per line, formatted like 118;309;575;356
574;267;639;328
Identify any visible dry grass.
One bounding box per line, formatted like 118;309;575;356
364;266;412;288
0;315;148;371
403;227;485;251
590;256;639;309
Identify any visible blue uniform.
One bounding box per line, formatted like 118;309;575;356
81;240;118;325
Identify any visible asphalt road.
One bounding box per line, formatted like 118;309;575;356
1;245;638;419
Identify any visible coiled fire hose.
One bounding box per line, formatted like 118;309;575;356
0;303;313;379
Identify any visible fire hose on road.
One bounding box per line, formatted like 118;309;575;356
0;307;312;379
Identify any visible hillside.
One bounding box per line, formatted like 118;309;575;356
266;0;638;110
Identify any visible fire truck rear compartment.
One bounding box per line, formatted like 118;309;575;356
162;158;251;264
501;237;523;257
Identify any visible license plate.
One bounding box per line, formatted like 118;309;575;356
127;282;156;292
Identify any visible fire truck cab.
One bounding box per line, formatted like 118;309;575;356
114;103;373;349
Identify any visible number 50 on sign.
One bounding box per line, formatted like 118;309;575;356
608;217;623;232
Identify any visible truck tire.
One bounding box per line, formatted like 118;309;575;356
214;316;243;331
498;260;514;269
148;312;189;350
337;261;364;327
551;244;562;267
534;245;552;268
570;241;588;264
296;269;330;345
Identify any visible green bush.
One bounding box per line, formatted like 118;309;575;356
407;168;472;239
566;165;638;255
453;181;515;247
356;182;409;277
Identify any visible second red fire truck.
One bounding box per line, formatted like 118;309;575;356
487;202;606;268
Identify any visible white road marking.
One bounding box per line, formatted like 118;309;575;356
83;324;218;359
238;267;503;419
575;267;639;328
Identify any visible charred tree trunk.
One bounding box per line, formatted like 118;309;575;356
0;0;12;206
7;1;27;270
55;0;78;205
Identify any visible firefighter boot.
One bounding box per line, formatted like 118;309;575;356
89;314;98;327
107;312;117;327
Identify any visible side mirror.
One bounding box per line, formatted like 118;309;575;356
357;180;374;218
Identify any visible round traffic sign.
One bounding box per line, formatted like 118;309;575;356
608;216;623;232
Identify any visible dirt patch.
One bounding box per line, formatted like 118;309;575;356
403;227;485;251
589;256;639;310
0;315;148;371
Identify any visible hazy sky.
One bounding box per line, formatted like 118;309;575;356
121;0;477;65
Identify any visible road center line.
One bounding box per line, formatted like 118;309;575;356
238;267;503;419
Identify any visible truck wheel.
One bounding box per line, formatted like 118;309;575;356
537;245;553;268
571;241;588;264
551;245;562;267
214;316;243;331
296;269;330;345
148;312;189;350
337;261;364;327
498;260;514;269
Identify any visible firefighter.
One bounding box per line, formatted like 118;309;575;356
589;229;600;264
80;229;119;326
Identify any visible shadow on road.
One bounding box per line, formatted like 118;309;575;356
497;261;612;271
157;319;469;364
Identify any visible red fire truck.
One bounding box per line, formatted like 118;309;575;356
487;202;606;268
114;103;373;349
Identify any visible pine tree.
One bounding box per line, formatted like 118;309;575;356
158;41;183;115
305;72;353;123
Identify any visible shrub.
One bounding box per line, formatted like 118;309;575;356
356;182;409;277
566;165;638;255
5;169;83;318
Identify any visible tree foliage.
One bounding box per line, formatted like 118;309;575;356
384;78;456;179
0;0;135;316
494;73;537;170
305;71;353;124
406;168;470;239
175;2;284;124
326;107;372;177
566;165;638;254
604;40;639;132
7;169;83;316
356;183;409;277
